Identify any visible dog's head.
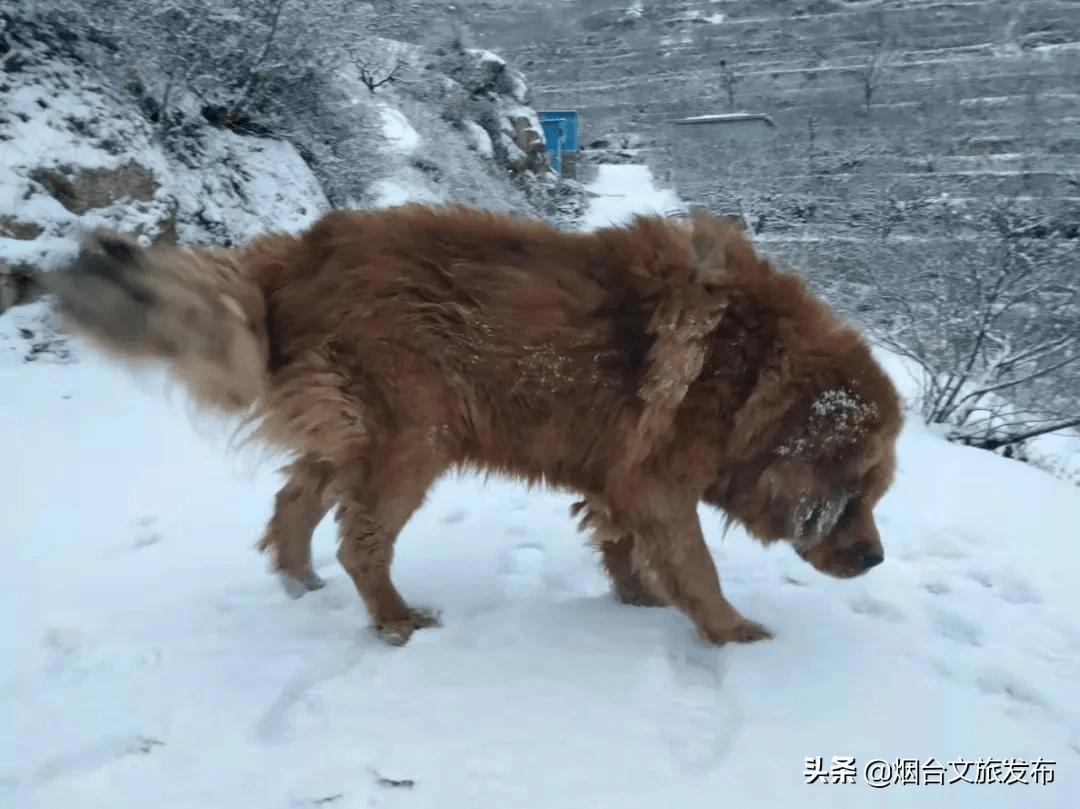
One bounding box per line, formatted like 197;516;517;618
671;211;902;578
706;342;903;579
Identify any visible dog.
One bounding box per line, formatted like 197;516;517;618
43;203;903;646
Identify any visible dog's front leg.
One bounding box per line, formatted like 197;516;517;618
615;490;772;645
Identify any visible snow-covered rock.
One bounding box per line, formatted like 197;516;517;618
0;35;329;275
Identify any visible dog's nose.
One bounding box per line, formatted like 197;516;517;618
860;552;885;570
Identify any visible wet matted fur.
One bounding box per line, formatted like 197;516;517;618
44;204;903;646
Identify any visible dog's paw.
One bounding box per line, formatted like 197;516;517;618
618;593;669;608
277;569;326;599
373;608;441;646
613;584;668;607
705;618;773;646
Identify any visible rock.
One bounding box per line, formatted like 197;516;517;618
508;114;549;175
0;262;44;315
28;162;158;214
0;216;41;240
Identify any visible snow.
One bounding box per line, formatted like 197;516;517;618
467;48;507;68
461;120;495;159
165;130;329;244
378;106;422;156
674;113;775;126
1025;431;1080;486
506;70;529;104
369;176;445;209
0;299;72;368
580;163;685;229
499;132;529;168
2;165;1080;809
0;59;161;271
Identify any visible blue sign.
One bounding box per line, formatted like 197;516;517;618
538;111;579;150
538;111;579;173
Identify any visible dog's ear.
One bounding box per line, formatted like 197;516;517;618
613;276;729;482
609;213;771;488
687;208;760;280
688;208;729;268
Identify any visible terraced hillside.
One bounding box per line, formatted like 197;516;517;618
466;0;1079;273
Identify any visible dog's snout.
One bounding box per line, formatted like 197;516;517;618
859;551;885;570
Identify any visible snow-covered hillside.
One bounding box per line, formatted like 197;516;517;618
1;164;1077;809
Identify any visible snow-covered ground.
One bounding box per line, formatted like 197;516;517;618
579;163;685;230
2;165;1079;809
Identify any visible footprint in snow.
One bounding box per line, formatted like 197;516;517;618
923;580;951;595
34;734;164;785
440;508;468;525
101;517;163;556
929;607;983;647
932;659;1052;716
965;568;1041;605
848;593;907;623
497;543;546;597
131;516;162;550
254;651;365;743
40;625;95;677
652;641;740;774
972;669;1049;710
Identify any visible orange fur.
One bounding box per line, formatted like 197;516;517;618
46;204;903;646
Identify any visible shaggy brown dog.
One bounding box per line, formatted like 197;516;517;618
44;204;902;646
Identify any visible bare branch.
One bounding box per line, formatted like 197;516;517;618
976;417;1080;450
229;0;291;113
352;50;405;94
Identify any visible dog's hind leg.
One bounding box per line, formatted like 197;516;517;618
573;499;668;607
613;490;773;645
598;534;670;607
333;439;445;646
257;454;336;598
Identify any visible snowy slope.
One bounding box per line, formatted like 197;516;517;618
0;51;329;273
2;165;1079;809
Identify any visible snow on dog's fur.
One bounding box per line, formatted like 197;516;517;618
44;204;903;646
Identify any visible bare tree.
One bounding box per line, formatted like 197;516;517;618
352;50;405;94
230;0;291;113
857;40;896;113
719;59;739;110
867;194;1080;451
69;0;369;130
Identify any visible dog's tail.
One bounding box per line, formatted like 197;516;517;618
42;231;270;413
